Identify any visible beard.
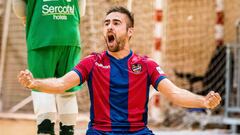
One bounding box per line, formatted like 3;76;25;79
105;34;126;52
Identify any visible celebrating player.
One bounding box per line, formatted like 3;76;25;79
13;0;86;134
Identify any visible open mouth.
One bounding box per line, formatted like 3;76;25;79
107;34;115;43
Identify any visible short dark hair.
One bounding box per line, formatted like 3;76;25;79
106;6;134;28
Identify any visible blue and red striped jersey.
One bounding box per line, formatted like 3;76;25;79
73;50;166;132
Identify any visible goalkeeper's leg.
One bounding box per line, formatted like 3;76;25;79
57;93;78;135
32;91;57;135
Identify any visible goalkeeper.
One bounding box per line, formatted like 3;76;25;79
12;0;86;135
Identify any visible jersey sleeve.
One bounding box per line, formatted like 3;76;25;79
72;54;96;85
147;59;167;90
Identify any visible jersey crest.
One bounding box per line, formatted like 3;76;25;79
131;63;142;73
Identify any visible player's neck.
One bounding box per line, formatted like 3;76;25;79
108;48;131;59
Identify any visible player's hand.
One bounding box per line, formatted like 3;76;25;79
203;91;221;109
22;17;26;27
18;69;35;89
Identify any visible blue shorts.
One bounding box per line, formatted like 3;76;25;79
86;127;154;135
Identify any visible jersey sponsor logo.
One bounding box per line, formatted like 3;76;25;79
42;5;75;20
42;5;74;15
95;62;110;69
156;67;164;74
131;64;142;73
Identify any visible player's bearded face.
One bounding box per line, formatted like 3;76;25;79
103;12;129;52
104;29;127;52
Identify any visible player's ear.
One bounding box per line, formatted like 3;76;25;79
128;27;134;38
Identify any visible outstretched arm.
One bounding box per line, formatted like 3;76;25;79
157;78;221;109
79;0;86;17
18;70;80;94
12;0;26;25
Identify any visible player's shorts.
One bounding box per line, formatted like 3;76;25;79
31;91;78;115
28;46;81;92
86;127;154;135
28;46;80;115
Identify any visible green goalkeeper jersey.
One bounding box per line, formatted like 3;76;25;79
25;0;81;50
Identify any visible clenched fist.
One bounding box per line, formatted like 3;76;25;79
203;91;221;109
18;69;35;89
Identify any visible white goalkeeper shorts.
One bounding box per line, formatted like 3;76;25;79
31;91;78;116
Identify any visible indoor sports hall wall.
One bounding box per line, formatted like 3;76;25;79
224;0;240;43
162;0;216;92
162;0;240;94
